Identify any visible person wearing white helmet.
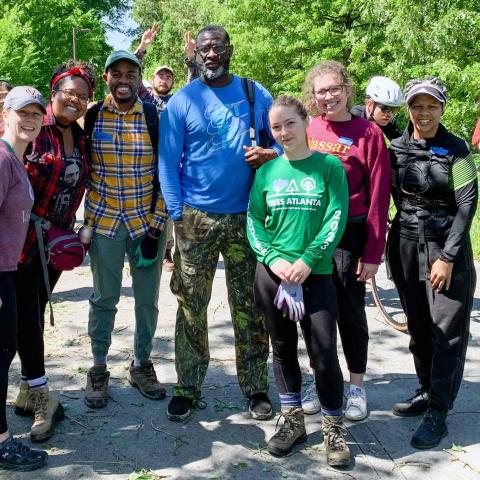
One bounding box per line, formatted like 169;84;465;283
351;75;403;141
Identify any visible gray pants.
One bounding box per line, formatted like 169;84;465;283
88;223;167;361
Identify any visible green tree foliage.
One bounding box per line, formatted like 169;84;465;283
131;0;219;81
132;0;480;138
0;0;112;96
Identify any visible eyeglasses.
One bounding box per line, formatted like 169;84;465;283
314;85;344;98
55;89;89;104
377;104;399;115
196;44;229;57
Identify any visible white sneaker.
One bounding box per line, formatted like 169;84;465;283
302;382;321;415
345;384;368;421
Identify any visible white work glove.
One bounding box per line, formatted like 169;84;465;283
273;281;305;322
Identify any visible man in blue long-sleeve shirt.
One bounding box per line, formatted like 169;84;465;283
158;24;281;422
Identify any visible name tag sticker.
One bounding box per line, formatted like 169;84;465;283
93;131;114;142
339;136;353;146
430;146;449;156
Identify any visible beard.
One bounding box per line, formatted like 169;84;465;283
154;85;172;96
201;59;230;81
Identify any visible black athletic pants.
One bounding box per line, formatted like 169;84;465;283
0;272;17;434
333;221;369;374
254;263;344;411
387;224;475;411
12;251;62;380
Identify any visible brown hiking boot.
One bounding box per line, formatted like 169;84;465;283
126;360;166;400
163;248;174;272
15;381;34;417
29;387;64;442
85;367;110;408
267;407;307;457
322;415;351;467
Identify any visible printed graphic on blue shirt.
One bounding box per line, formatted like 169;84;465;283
205;100;249;152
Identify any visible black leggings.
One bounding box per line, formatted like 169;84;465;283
0;272;18;434
12;252;62;380
254;263;344;411
333;221;369;374
387;225;475;411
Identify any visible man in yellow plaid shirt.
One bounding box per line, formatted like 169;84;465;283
83;50;168;408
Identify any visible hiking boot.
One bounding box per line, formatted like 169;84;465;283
248;392;274;420
126;360;166;400
85;367;110;409
411;407;448;449
163;248;174;272
345;385;368;421
302;382;321;415
167;396;194;422
15;381;34;417
322;415;351;467
267;407;307;457
29;387;65;443
392;387;429;417
0;436;48;471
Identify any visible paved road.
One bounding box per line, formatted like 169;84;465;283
3;259;480;479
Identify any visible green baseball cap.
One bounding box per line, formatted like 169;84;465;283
104;50;142;73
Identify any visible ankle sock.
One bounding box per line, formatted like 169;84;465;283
321;406;343;417
93;355;107;368
279;392;302;409
133;356;142;367
27;376;47;390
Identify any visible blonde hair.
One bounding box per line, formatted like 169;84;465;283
270;95;308;121
303;60;354;117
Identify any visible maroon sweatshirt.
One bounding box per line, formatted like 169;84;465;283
307;115;390;264
0;140;34;271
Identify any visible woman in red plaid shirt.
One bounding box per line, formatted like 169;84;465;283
12;61;95;443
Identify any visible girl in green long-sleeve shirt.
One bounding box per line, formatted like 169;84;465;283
246;96;350;466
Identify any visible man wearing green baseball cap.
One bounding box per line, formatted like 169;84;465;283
82;48;169;410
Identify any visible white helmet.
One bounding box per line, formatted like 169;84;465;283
366;76;403;107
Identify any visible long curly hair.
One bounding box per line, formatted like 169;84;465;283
303;60;354;117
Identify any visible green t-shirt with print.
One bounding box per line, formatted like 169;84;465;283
247;151;349;274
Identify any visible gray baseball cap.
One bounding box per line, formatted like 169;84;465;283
3;86;47;113
405;82;447;105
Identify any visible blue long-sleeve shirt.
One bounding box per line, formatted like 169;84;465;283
158;75;281;220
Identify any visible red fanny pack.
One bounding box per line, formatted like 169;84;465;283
46;225;89;271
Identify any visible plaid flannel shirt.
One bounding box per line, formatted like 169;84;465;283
84;95;167;239
19;104;89;265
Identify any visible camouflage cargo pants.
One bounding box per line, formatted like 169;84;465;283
171;205;269;400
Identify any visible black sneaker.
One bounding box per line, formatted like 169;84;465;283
411;407;448;449
392;388;429;417
248;392;274;420
0;436;48;471
167;396;194;422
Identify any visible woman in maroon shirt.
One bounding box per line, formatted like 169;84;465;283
11;62;95;444
301;61;391;420
0;86;48;471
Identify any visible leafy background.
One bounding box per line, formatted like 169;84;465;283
1;0;479;254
